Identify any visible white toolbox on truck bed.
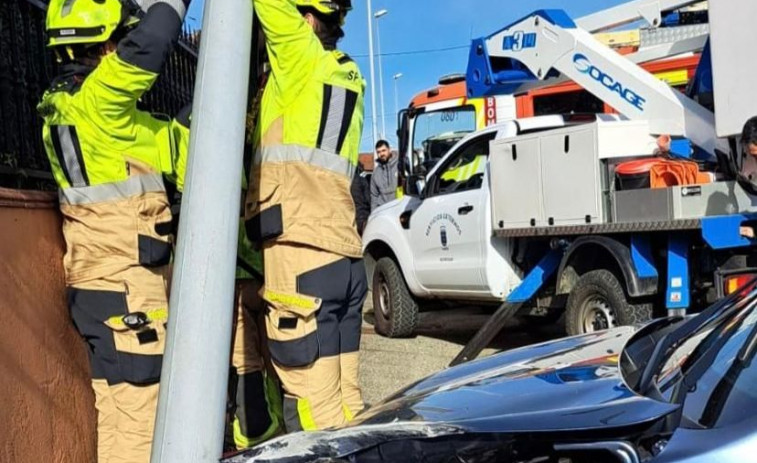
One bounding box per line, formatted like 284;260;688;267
489;117;656;232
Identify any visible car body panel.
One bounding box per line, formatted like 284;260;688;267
653;415;757;462
350;326;678;433
225;326;680;462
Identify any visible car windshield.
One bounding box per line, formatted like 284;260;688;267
653;282;757;429
412;106;476;174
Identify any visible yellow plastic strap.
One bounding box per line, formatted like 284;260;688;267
342;403;355;422
264;290;321;311
106;308;168;327
297;398;318;431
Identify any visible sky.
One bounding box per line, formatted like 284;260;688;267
185;0;631;153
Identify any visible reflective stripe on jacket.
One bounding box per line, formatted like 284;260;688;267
37;1;188;284
244;0;366;258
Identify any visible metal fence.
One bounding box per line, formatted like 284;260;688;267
0;0;198;190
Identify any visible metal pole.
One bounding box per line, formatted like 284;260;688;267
393;72;402;132
366;0;378;148
393;76;398;131
150;0;253;460
375;10;388;139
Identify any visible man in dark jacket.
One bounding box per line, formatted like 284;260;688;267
352;162;371;235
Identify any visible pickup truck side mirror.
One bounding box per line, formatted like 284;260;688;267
405;174;426;198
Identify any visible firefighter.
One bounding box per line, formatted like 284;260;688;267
229;222;284;447
38;0;189;461
244;0;367;431
229;71;285;445
168;48;283;447
169;114;284;448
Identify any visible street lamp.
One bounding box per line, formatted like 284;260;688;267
374;8;389;140
393;72;403;131
366;0;378;146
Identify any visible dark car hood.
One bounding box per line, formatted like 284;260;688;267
225;327;679;462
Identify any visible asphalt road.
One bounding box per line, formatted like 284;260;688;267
358;292;565;406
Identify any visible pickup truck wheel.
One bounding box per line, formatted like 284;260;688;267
372;257;419;338
565;269;652;336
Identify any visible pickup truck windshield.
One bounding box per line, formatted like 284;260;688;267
412;106;476;174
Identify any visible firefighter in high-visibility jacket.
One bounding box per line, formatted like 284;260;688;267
245;0;367;431
37;0;189;461
230;218;284;448
172;114;284;448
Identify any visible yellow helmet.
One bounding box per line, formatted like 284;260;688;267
295;0;352;23
46;0;139;47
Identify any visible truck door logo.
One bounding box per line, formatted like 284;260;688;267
440;225;449;250
503;31;537;51
573;53;646;111
426;213;461;253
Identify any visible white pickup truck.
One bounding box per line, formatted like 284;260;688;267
362;114;757;338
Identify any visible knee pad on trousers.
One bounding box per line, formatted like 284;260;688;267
266;258;359;368
264;290;322;368
69;287;164;385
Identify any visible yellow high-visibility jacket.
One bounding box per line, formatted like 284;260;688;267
245;0;366;258
37;1;188;284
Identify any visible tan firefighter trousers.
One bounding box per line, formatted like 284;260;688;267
229;279;282;448
71;271;284;461
261;242;367;431
68;266;169;463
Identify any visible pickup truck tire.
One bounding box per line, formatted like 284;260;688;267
565;269;653;336
372;257;419;338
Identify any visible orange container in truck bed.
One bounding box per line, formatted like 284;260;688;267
615;158;711;190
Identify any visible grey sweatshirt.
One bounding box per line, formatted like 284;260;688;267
370;155;399;211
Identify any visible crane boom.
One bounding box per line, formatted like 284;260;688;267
512;0;710;99
512;33;708;96
577;0;705;33
466;9;722;156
